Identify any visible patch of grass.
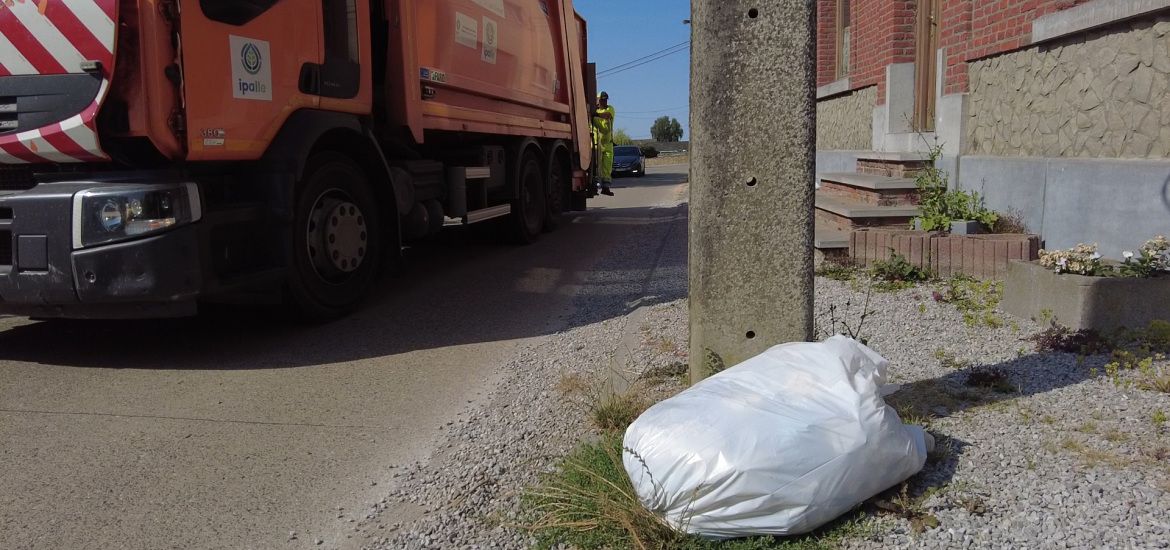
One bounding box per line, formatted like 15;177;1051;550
525;433;881;550
1041;415;1057;425
1153;409;1168;426
934;275;1003;328
525;433;682;549
1076;421;1098;434
1060;438;1085;452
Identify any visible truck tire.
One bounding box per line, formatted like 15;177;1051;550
509;148;547;243
544;146;571;232
288;153;382;319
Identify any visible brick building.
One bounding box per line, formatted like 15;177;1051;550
815;0;1170;257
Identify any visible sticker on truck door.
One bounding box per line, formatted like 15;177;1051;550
230;35;272;101
455;13;478;49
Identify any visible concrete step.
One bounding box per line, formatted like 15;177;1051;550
819;172;917;190
813;227;850;250
818;173;920;206
815;194;920;218
857;151;930;162
815;194;919;233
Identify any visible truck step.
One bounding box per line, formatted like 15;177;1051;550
445;204;512;226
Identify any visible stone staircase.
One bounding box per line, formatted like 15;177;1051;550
814;152;929;261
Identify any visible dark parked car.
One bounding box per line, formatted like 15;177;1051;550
612;146;646;177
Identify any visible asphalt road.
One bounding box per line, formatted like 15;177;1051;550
0;165;688;550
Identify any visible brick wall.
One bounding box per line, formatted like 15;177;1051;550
818;0;1096;99
850;0;917;102
817;1;838;86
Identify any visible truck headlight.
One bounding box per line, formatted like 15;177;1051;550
72;183;202;249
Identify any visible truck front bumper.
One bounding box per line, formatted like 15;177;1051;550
0;178;203;319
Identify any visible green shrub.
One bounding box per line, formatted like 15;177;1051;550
640;145;659;159
912;141;998;232
870;251;930;291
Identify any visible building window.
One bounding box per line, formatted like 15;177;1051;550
836;0;850;79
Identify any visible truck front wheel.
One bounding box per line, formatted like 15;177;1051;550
288;153;382;319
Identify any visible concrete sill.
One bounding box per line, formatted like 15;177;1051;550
816;77;852;99
1002;260;1170;330
1031;0;1170;45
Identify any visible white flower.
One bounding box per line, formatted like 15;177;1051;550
1089;252;1101;261
1123;251;1134;260
1058;258;1068;266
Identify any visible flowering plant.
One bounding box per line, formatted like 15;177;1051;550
1119;236;1170;278
1038;243;1108;276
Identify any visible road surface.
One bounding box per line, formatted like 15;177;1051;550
0;165;688;550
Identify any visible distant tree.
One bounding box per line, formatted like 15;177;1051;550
651;116;684;142
612;128;633;145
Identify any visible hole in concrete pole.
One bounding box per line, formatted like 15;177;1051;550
746;177;757;187
748;8;759;18
746;330;756;339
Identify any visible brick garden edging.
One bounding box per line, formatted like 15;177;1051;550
849;229;1042;280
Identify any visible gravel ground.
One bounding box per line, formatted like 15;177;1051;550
360;190;688;549
359;208;1169;549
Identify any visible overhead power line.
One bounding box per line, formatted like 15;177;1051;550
597;40;690;77
598;46;688;79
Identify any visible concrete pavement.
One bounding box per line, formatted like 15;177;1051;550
0;165;688;550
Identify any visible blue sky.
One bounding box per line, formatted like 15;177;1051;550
573;1;690;140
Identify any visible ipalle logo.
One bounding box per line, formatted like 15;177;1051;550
241;42;263;75
238;79;268;95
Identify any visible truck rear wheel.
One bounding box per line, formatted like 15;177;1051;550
544;147;570;232
288;153;382;319
510;148;547;243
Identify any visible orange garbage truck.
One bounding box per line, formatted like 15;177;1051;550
0;0;596;318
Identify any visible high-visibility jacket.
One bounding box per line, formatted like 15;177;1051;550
592;105;615;146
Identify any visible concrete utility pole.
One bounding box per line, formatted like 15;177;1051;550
689;1;815;382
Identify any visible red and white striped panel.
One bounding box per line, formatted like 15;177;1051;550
0;0;117;164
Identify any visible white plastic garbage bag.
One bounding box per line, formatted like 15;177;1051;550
623;335;928;539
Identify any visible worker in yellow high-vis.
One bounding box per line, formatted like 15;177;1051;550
592;91;616;196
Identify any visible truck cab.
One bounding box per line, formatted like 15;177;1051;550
0;0;594;319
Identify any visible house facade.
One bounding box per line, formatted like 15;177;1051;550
815;0;1170;256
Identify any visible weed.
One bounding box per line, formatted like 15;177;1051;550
640;362;688;384
990;208;1029;234
956;494;988;516
1041;415;1056;425
1076;421;1098;434
1029;323;1112;355
1103;429;1129;443
870;251;931;291
964;366;1016;394
935;275;1003;328
934;349;970;370
927;433;955;464
815;259;861;282
1060;438;1084;452
1153;409;1168;426
1147;446;1170;461
593;392;648;432
873;484;941;534
815;280;876;345
557;373;648;432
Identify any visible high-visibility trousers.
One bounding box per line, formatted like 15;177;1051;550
598;142;614;183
